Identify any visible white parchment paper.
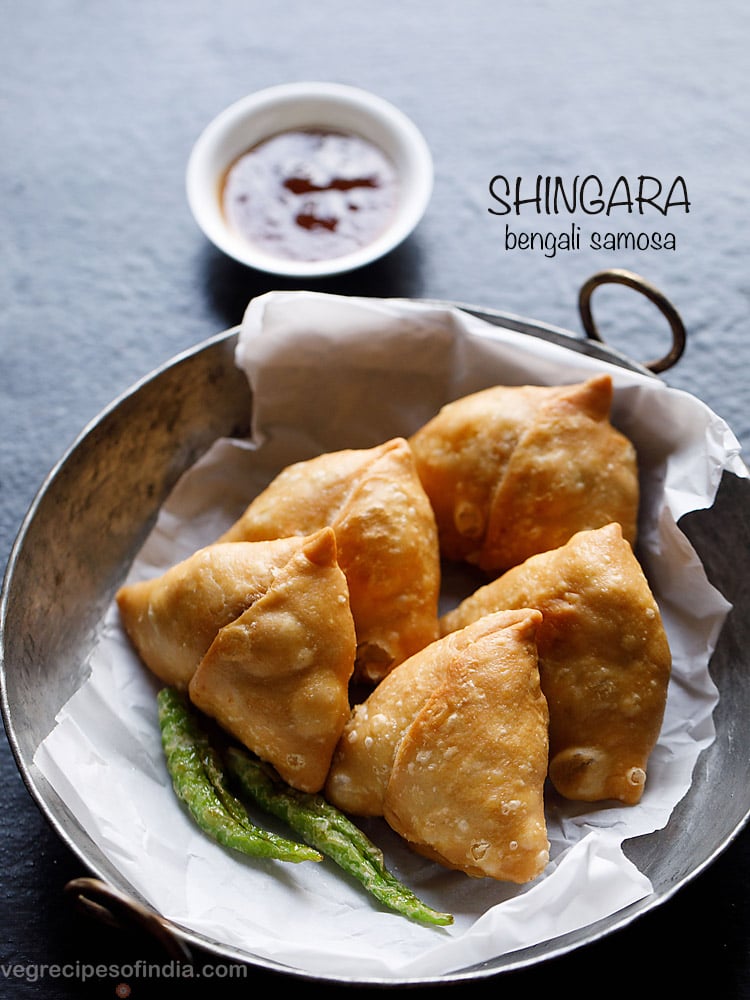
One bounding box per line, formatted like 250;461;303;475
34;292;745;980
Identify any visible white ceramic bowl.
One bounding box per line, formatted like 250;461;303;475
186;82;434;277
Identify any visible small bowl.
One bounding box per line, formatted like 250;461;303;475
186;82;434;277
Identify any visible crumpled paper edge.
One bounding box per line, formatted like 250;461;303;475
33;291;743;980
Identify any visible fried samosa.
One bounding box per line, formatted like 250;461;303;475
441;523;671;805
408;374;639;574
116;534;305;689
219;437;441;684
326;609;550;884
117;528;356;792
189;527;356;792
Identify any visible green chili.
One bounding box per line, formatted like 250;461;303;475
225;746;454;926
157;686;321;864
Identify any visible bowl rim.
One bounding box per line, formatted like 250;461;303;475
185;81;434;277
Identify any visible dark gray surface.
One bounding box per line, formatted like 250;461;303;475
2;1;749;996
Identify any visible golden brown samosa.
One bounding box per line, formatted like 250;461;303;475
441;523;671;805
189;527;356;792
326;610;550;884
408;374;639;574
219;437;440;684
116;534;304;689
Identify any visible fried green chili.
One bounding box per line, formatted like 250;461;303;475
225;745;454;926
157;686;321;864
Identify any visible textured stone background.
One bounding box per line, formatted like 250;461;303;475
1;2;749;996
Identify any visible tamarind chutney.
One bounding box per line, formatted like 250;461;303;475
221;129;399;263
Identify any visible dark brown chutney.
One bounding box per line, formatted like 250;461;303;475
221;129;399;262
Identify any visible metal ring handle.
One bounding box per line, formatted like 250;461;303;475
65;877;193;962
578;269;686;374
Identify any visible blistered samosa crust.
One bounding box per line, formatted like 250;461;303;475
382;609;549;882
441;523;671;804
326;610;550;883
220;437;440;683
116;535;303;689
409;374;639;573
189;527;356;793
